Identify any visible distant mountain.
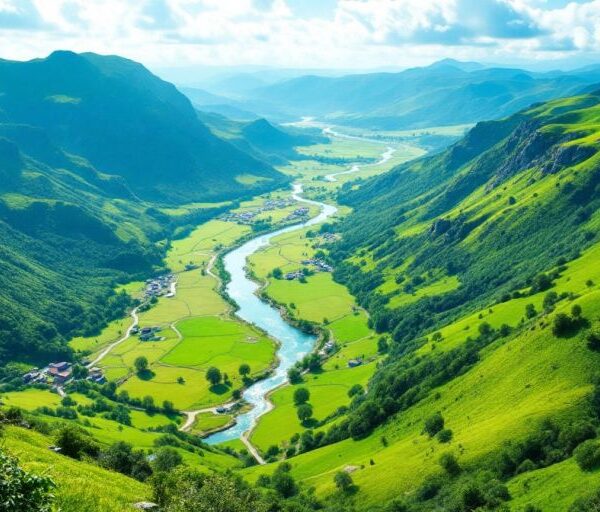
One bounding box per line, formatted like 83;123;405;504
0;51;288;202
197;112;327;165
245;60;600;129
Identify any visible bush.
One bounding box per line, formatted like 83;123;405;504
287;367;302;384
99;441;152;481
439;452;461;476
293;387;310;405
0;449;55;512
588;331;600;351
334;471;354;492
570;488;600;511
437;429;453;443
296;403;313;423
574;440;600;471
153;447;183;473
424;412;445;437
552;313;574;336
55;424;99;459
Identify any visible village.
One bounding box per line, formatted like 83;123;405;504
22;361;106;387
144;273;176;299
284;258;334;280
220;197;310;225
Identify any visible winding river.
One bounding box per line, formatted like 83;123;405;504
206;132;392;445
205;184;336;444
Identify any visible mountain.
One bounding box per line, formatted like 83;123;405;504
197;112;327;165
250;90;600;510
245;60;600;129
0;51;288;202
0;52;293;366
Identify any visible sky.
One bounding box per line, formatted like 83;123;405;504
1;0;600;72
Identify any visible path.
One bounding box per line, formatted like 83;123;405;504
86;305;142;368
179;400;237;432
241;434;266;465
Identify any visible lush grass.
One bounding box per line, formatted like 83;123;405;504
191;411;233;435
3;426;149;512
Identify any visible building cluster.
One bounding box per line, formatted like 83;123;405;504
301;258;333;272
220;198;295;225
145;274;176;299
132;325;163;342
22;361;106;386
321;232;338;242
284;207;310;222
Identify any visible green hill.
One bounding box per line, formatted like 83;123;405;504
236;91;600;511
0;51;288;202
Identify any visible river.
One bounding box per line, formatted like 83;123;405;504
205;183;337;444
205;128;393;445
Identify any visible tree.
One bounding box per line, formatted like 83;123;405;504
574;440;600;471
287;367;302;384
587;330;600;351
206;367;222;386
272;267;283;279
478;322;492;337
238;364;251;377
55;424;99;459
142;395;156;412
348;383;364;398
162;400;176;415
571;304;582;318
153;447;183;473
424;412;445;437
271;463;298;498
437;429;453;443
439;452;461;476
72;364;88;380
334;471;354;492
134;356;149;374
525;303;537;319
543;291;558;310
552;313;573;336
293;387;310;405
0;449;55;512
377;337;389;354
297;403;313;423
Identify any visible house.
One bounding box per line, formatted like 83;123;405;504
52;370;72;384
347;359;362;368
49;362;70;372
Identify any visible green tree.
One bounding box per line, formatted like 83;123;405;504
55;424;99;460
162;400;176;415
293;387;310;405
134;356;149;374
348;383;364;398
287;367;302;384
574;440;600;471
153;447;183;473
525;303;537;319
334;470;354;492
439;452;461;476
297;403;313;423
271;463;298;498
552;313;573;336
206;367;222;386
424;412;445;437
0;449;55;512
272;267;283;279
571;304;583;318
238;364;251;377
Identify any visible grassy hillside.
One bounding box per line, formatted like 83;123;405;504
0;51;288;202
233;92;600;511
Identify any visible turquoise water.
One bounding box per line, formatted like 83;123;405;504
205;183;337;443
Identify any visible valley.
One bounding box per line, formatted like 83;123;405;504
3;49;600;512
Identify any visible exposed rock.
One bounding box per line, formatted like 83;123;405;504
429;218;452;237
539;143;596;175
133;502;158;510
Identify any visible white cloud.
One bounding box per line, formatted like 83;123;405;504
0;0;596;69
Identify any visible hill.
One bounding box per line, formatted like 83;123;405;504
225;90;600;512
0;51;288;202
245;61;600;129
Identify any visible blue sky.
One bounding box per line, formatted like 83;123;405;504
1;0;600;70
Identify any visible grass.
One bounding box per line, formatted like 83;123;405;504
3;426;149;512
191;412;233;435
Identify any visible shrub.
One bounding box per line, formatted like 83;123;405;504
588;331;600;351
525;303;537;319
0;449;55;512
287;367;302;384
334;471;354;492
55;424;99;459
293;387;310;405
552;313;574;336
437;428;453;443
439;452;461;476
347;383;364;398
296;403;313;423
570;488;600;512
153;447;183;473
574;440;600;471
424;412;445;437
